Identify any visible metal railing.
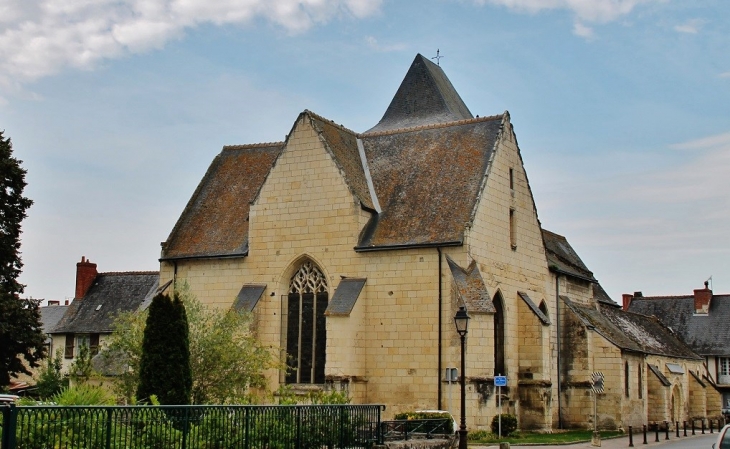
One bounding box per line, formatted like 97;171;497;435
1;404;384;449
380;418;454;441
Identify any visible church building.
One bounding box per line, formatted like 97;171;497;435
158;54;721;430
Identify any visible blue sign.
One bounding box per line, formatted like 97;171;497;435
494;376;507;387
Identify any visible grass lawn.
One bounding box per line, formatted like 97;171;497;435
468;429;623;445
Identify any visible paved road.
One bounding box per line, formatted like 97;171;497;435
473;432;717;448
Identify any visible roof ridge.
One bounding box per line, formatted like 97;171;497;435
304;109;359;137
361;114;503;138
634;295;693;300
223;142;284;151
99;271;159;276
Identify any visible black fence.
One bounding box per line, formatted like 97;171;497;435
380;418;454;441
1;404;384;449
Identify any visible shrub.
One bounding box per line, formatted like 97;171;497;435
52;384;115;405
490;413;518;436
394;411;455;434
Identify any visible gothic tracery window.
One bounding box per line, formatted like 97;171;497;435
285;261;328;384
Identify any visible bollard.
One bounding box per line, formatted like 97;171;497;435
642;424;647;445
664;421;669;440
628;426;634;447
675;421;679;437
702;418;705;434
683;420;687;437
710;418;714;433
499;442;510;449
655;423;660;442
692;419;696;435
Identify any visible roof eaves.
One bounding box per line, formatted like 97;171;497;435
354;240;462;253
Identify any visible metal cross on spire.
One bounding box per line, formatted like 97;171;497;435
431;49;443;66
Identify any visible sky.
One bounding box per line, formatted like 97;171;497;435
1;0;728;303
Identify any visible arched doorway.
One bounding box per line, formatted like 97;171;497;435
285;260;328;384
670;385;681;423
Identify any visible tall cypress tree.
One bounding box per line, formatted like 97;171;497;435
0;130;45;388
136;293;192;404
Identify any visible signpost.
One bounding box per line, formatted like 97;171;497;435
590;372;605;447
494;375;507;438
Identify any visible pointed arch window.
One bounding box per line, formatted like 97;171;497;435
285;261;328;384
493;292;506;376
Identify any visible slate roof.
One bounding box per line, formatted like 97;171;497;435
52;272;160;334
542;229;594;282
162;143;283;260
40;305;69;334
518;291;550;325
325;278;366;316
562;296;701;360
358;116;503;249
367;54;473;134
233;284;267;313
446;257;496;314
627;295;730;356
647;364;672;387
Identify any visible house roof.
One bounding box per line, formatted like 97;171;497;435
162;143;283;260
357;116;503;249
52;272;160;334
40;305;69;334
367;54;473;134
562;296;701;360
446;257;496;314
627;295;730;356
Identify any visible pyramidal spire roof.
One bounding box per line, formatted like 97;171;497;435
366;53;473;133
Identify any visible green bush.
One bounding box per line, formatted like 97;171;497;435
52;384;115;405
490;413;518;436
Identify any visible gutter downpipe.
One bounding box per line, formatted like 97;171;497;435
556;273;563;429
173;261;178;291
437;247;443;410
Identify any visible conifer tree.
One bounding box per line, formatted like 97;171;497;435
0;130;44;388
136;292;192;404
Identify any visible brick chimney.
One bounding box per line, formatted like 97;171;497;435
75;256;98;299
622;294;633;311
694;281;712;314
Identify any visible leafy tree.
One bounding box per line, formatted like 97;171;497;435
100;309;147;402
181;285;272;404
34;349;66;398
136;292;192;405
0;130;44;388
104;283;274;404
69;344;94;384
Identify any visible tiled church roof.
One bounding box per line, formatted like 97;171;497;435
162;54;504;258
162;143;283;260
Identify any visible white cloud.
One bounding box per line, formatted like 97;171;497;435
669;131;730;151
366;36;407;52
0;0;382;86
720;72;730;79
472;0;659;23
674;18;704;34
572;22;594;38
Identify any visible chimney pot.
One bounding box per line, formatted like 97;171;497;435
75;257;98;299
633;291;643;297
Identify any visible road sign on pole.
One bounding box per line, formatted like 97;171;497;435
494;376;507;387
590;372;605;394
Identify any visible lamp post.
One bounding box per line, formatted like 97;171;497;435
454;306;470;449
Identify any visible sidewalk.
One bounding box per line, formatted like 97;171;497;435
471;431;716;448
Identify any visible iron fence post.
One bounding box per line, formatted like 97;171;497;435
2;404;18;449
642;424;647;445
244;407;250;449
105;407;113;449
296;406;302;449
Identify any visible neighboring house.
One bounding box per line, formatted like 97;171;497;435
544;230;721;429
49;257;162;373
157;53;721;431
625;285;730;415
8;300;69;391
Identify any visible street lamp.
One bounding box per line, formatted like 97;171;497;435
454;306;470;449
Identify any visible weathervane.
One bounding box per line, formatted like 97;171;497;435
432;49;443;66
